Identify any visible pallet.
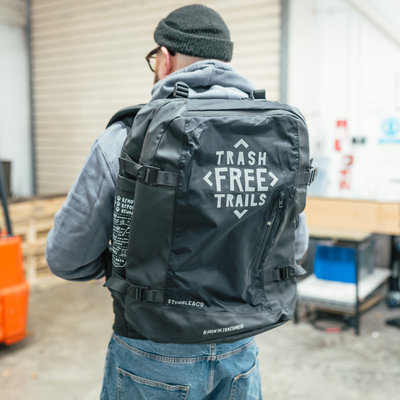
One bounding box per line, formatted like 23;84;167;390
0;195;67;285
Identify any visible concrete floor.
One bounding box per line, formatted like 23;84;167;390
1;280;400;400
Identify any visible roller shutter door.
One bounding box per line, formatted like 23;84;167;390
31;0;282;194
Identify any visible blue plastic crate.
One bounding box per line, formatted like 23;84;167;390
314;245;357;283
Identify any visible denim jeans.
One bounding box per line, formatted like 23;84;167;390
100;333;262;400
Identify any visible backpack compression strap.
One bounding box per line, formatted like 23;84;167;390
118;155;179;187
104;275;165;303
264;266;296;282
106;266;298;302
296;167;318;186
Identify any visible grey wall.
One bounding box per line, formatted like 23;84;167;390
0;0;33;197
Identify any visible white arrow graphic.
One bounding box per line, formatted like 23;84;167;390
268;171;278;187
234;139;249;148
203;171;213;186
234;209;248;219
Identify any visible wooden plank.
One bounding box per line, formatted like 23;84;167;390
297;269;391;304
308;294;383;316
359;294;384;314
305;197;400;235
0;196;66;224
308;228;372;242
35;255;52;279
0;195;66;285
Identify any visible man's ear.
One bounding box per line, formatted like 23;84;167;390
160;46;173;76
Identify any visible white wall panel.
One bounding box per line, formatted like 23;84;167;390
288;0;400;202
0;0;32;197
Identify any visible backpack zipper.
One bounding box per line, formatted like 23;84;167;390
187;109;305;124
255;191;285;269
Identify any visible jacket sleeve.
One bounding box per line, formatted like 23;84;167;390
294;211;309;261
45;132;119;281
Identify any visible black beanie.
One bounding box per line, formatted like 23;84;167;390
154;4;233;62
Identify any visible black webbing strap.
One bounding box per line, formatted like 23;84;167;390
118;157;141;178
137;165;179;187
103;276;130;304
104;276;130;293
118;157;178;187
104;276;164;303
264;266;295;283
126;285;165;302
296;167;318;186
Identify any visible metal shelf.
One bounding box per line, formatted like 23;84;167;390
297;269;391;313
295;230;391;334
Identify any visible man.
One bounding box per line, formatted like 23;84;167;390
46;5;309;399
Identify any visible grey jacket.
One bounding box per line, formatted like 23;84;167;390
46;60;309;281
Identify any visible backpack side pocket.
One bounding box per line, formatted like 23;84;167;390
112;174;136;279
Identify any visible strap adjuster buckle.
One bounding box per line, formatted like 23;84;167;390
277;266;295;281
137;165;161;185
171;82;189;98
308;167;318;186
127;285;149;301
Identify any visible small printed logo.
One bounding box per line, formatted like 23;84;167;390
167;299;204;308
203;323;245;336
382;118;400;136
379;118;400;144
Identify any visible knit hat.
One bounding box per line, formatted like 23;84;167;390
154;4;233;62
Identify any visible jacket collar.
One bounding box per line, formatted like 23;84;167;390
150;60;256;101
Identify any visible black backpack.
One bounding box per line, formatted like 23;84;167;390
105;83;317;344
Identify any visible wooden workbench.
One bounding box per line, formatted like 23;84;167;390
305;197;400;235
302;197;400;333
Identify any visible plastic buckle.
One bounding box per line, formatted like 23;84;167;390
127;285;148;301
308;167;318;186
250;89;266;100
137;165;161;185
277;266;295;281
171;82;189;98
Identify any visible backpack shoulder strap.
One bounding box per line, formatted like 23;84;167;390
106;104;145;129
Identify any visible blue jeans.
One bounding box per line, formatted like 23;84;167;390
100;333;262;400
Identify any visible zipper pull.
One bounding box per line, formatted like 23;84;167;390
278;192;285;208
267;192;285;226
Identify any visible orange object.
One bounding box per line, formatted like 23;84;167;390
0;235;29;345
